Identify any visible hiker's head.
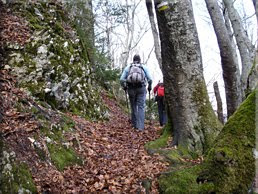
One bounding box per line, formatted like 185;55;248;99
133;54;141;63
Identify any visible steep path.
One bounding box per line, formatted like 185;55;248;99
59;94;168;193
0;67;167;193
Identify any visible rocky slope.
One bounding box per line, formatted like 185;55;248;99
2;0;107;119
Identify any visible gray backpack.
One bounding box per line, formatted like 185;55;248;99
126;63;146;84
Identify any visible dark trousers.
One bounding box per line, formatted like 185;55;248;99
157;96;167;126
128;86;146;130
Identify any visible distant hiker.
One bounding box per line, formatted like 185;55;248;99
154;82;167;126
120;54;152;131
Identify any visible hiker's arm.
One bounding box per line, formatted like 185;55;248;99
143;66;152;92
153;84;159;94
120;66;129;86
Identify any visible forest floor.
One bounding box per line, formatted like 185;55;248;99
0;67;168;193
0;4;169;193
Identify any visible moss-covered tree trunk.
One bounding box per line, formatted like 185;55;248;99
197;90;256;193
154;0;222;154
158;90;256;193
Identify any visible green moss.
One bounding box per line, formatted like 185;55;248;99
197;90;256;193
47;143;82;171
37;114;82;170
158;165;216;194
60;114;75;131
53;21;65;34
158;165;211;194
15;100;26;113
192;80;222;153
144;121;198;167
21;81;45;100
161;149;184;166
0;162;37;193
40;122;66;142
28;13;43;30
144;123;171;151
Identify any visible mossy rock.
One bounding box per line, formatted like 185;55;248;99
0;133;36;193
37;116;83;171
8;0;107;120
47;143;83;171
0;161;37;193
158;165;214;194
15;89;83;172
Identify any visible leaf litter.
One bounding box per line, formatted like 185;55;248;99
0;67;168;193
0;3;169;193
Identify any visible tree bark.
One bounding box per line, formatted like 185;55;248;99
247;50;258;92
205;0;242;118
145;0;162;68
253;0;258;21
122;0;135;68
154;0;222;154
222;2;240;84
223;0;255;99
213;81;224;124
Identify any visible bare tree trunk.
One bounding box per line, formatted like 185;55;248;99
223;2;240;82
205;0;242;118
253;0;258;21
213;81;224;124
145;0;162;68
121;0;142;68
247;50;258;91
154;0;222;154
223;0;255;98
122;0;135;68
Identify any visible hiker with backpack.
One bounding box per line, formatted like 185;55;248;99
154;82;167;127
120;54;152;131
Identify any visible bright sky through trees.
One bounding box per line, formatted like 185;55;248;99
93;0;257;113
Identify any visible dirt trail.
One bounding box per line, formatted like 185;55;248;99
56;93;168;193
0;69;167;193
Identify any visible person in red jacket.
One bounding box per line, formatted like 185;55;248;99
153;82;167;126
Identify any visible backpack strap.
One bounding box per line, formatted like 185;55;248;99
140;64;146;76
139;64;148;83
127;63;133;79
